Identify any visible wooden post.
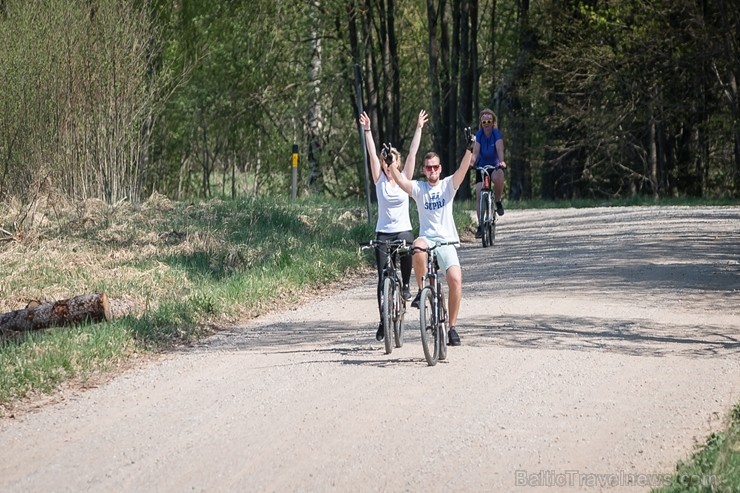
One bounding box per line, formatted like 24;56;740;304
291;144;299;200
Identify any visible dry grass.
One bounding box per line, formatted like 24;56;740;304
0;193;195;315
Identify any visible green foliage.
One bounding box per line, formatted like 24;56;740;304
0;324;136;403
653;427;740;493
1;0;737;206
528;0;738;200
0;0;169;204
148;0;367;200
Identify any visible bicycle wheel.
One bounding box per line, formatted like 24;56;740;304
393;279;405;348
419;287;438;366
382;277;393;354
438;285;448;361
480;193;490;248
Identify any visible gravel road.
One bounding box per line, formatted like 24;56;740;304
1;206;739;493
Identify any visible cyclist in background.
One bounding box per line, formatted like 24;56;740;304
359;109;428;342
387;130;475;347
471;108;507;238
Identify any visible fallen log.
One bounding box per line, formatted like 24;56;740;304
0;293;112;335
108;296;144;320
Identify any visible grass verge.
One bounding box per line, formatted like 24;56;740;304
0;194;379;409
652;404;740;492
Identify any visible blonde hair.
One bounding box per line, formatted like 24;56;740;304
383;146;404;171
478;108;497;129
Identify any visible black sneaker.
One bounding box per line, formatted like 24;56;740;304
495;201;505;216
402;284;412;301
474;226;483;238
448;326;461;346
411;291;421;309
376;322;384;342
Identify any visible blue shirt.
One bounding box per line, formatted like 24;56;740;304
475;128;502;168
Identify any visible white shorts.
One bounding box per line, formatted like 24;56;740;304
418;237;460;273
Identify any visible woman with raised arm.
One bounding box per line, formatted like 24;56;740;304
471;108;507;238
359;109;428;342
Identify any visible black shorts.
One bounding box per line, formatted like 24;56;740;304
474;165;501;184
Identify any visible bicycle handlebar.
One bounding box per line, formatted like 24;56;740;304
359;239;410;253
409;241;459;255
477;164;501;174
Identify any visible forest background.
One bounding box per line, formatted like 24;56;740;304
0;0;738;209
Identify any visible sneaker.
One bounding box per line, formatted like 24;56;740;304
375;322;384;342
474;225;483;238
495;201;505;216
448;326;461;346
402;284;412;301
411;291;421;309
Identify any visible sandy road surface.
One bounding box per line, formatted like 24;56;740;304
1;206;739;493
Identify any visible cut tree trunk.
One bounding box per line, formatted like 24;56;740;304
0;293;112;335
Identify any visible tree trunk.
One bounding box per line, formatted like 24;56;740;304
0;293;112;335
427;0;444;156
716;0;740;194
457;0;475;200
439;5;452;174
649;118;659;199
381;0;401;145
307;0;324;195
500;0;533;200
470;0;479;117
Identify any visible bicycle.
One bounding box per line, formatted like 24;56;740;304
411;241;458;366
359;239;409;354
478;164;501;248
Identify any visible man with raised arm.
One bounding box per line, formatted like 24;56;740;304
387;127;475;346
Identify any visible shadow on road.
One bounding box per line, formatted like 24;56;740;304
462;315;740;357
191;207;740;362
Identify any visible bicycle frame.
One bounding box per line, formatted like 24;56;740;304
412;241;458;366
479;165;500;248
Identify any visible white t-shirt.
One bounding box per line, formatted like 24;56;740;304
410;176;459;243
375;172;413;233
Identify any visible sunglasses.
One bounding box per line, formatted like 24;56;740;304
480;119;493;125
425;165;440;171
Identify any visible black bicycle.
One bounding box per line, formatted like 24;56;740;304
359;239;409;354
478;164;500;248
411;241;458;366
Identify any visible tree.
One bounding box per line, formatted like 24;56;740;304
425;0;477;198
0;0;165;204
307;0;324;194
2;0;737;206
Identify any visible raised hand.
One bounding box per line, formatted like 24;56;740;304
417;109;429;129
464;127;476;151
359;111;370;131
